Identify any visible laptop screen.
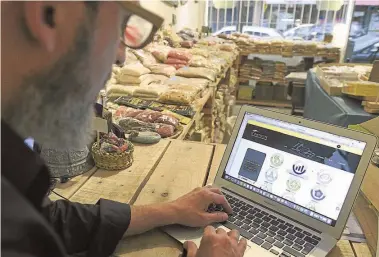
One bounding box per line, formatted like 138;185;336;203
223;112;366;226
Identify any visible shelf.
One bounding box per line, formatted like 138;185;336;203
236;99;292;108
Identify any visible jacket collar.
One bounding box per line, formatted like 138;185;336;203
1;120;50;210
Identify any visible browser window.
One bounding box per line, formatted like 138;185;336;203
224;113;366;226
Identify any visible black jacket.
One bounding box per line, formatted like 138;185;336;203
1;121;131;257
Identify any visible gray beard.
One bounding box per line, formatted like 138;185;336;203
2;24;99;149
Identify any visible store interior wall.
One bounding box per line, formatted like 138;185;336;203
141;0;206;32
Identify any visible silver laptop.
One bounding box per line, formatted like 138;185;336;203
164;105;377;257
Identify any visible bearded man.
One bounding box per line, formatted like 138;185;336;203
1;2;247;257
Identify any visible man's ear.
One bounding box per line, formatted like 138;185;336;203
23;1;57;52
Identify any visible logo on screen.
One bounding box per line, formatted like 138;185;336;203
311;188;326;201
251;130;268;141
292;161;307;175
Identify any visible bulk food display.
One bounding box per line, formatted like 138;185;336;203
100;25;240;148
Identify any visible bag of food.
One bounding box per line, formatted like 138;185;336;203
119;63;150;77
172;64;186;70
158;89;196;105
149;45;172;62
124;50;139;65
106;84;139;97
167;50;192;62
134;84;169;98
154;123;175;138
166;76;209;89
168;84;201;94
155;114;179;128
146;64;176;77
140;74;169;86
118;117;155;133
130;49;157;65
165;58;188;65
189;55;209;68
176;67;217;81
180;41;194;48
135;110;163;123
189;48;209;58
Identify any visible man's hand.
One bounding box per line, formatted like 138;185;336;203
170;186;233;227
184;226;247;257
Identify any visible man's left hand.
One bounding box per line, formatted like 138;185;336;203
170;186;233;227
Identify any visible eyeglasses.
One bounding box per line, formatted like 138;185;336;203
118;2;164;49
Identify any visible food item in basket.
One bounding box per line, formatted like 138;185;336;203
99;132;130;154
119;117;156;132
119;63;150;77
154;123;175;138
158;89;196;105
155;114;179;128
135;110;163;123
165;58;188;65
146;64;176;77
180;41;194;48
176;67;217;81
168;50;192;62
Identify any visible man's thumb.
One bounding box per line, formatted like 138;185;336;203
183;241;198;257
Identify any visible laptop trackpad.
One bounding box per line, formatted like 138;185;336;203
162;224;252;253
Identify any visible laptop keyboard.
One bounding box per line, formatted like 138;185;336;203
210;193;321;257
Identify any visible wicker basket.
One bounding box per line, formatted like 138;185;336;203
91;141;134;170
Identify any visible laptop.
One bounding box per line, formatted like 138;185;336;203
164;105;377;257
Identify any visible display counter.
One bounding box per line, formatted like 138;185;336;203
304;70;376;127
50;139;372;257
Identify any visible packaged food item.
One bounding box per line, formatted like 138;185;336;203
180;41;194;48
118;63;151;77
165;58;188;65
149;45;172;62
167;50;192;62
189;55;209;68
106;84;139;97
189;48;209;58
135;110;163;123
168;84;201;94
99;132;130;154
114;96;152;109
140;74;169;86
166;76;209;89
158;89;196;105
124;50;139;64
130;49;157;65
118;117;156;132
176;67;217;81
134;83;169;98
155;114;179;128
154;123;175;138
146;64;176;77
161;110;191;125
172;64;186;70
116;75;143;84
114;106;132;119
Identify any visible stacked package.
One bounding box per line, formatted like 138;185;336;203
164;49;192;70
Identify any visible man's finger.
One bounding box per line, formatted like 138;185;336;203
204;212;228;224
227;229;240;241
209;193;233;214
183;241;198;257
204;225;216;235
238;238;248;255
207;186;223;195
216;227;227;234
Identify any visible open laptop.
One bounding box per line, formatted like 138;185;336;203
164;105;377;257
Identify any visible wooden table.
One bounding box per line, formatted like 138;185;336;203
51;140;371;257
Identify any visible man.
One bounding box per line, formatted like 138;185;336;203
1;2;247;257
